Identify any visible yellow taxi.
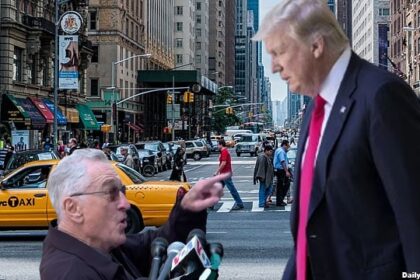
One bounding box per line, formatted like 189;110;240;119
0;160;191;233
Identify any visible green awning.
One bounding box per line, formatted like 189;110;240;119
76;104;100;130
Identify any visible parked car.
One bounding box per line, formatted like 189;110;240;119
1;150;60;178
107;144;141;172
162;142;174;169
210;140;219;153
137;148;158;177
135;141;168;172
185;140;209;161
0;160;191;233
235;134;261;157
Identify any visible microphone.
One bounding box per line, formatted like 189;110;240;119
148;237;168;280
208;242;224;270
156;241;185;280
170;229;211;279
198;243;224;280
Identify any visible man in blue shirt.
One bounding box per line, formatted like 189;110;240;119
273;140;291;206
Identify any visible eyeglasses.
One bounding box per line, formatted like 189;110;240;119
69;185;126;202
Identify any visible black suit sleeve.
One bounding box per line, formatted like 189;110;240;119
117;197;207;277
369;81;420;270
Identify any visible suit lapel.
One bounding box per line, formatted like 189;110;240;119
307;53;361;220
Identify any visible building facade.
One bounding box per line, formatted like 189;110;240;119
174;0;195;70
209;0;226;85
352;0;389;70
0;0;93;147
224;0;236;87
86;0;151;143
194;0;209;77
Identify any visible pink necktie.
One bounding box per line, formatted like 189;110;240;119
296;95;326;280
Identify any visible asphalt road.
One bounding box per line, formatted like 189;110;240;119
0;150;294;279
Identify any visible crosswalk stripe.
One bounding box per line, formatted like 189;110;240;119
209;201;292;212
187;160;256;165
217;201;235;212
252;201;264;212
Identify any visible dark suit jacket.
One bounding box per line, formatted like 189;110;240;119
283;53;420;280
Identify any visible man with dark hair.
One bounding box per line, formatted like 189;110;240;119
214;139;244;210
67;138;78;155
254;145;274;208
273;140;291;207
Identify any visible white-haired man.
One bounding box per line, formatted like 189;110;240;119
255;0;420;279
40;149;228;279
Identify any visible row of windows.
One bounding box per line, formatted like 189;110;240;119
13;47;49;87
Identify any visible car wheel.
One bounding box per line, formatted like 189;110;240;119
193;152;201;161
236;153;241;157
125;207;144;234
142;165;155;177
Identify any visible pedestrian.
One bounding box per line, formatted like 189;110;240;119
214;139;244;210
254;0;420;279
3;146;14;169
67;138;78;155
40;148;228;279
290;136;295;146
120;146;134;169
273;140;291;207
57;140;65;158
169;147;187;182
253;145;274;208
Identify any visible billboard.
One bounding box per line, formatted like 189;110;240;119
59;35;79;89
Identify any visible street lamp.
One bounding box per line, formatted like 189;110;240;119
111;53;151;143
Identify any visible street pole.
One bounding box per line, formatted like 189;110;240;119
172;75;175;141
111;62;116;143
53;0;59;149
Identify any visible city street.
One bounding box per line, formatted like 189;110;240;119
0;150;294;279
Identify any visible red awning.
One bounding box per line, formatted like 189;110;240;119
127;123;143;132
29;97;54;123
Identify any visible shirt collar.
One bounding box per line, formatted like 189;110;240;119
319;46;352;106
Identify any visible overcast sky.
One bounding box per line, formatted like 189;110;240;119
259;0;288;101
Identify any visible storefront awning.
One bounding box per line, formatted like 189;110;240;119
127;123;143;132
43;99;67;126
59;106;79;123
1;94;46;129
76;104;100;130
1;94;31;127
29;97;54;124
17;98;46;129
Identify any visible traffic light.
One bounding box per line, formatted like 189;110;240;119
167;94;173;104
225;107;234;114
183;91;194;102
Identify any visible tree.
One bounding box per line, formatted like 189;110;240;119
212;87;241;134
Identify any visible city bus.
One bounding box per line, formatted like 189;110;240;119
240;122;264;134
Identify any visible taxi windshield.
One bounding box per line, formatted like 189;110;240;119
116;163;145;184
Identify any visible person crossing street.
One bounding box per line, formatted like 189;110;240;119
214;139;244;210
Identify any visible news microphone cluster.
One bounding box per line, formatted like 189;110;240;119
149;229;224;280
